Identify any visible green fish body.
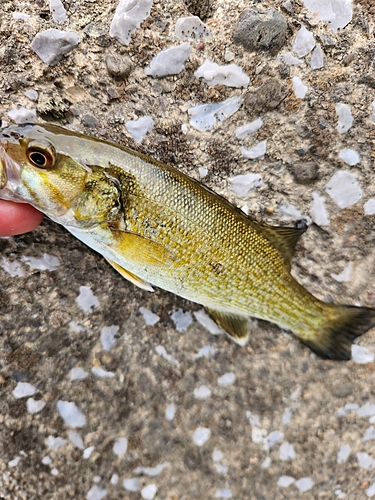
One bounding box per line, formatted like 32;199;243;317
0;123;374;360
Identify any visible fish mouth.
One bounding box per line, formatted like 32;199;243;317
0;144;22;201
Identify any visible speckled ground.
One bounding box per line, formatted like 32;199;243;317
1;1;375;499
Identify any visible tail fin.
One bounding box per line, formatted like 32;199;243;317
301;305;375;361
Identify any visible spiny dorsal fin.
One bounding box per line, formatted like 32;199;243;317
207;308;250;346
255;222;307;271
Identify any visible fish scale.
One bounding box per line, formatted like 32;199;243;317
1;123;374;360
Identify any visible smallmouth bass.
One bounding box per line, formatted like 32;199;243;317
0;123;374;360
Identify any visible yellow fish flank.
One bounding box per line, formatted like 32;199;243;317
0;123;374;360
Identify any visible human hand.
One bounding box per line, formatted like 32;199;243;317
0;200;44;236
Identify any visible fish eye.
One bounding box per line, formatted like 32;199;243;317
26;140;56;169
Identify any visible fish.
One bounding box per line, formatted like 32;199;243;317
0;122;374;360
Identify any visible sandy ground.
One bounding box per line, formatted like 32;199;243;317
1;0;375;499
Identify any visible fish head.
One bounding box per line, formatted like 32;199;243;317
0;123;88;219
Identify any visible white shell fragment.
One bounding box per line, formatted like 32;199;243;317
325;171;362;209
46;436;67;449
145;43;191;78
364;199;375;215
351;345;375;364
91;366;115;378
86;485;107;500
70;367;89;381
194;60;249;88
303;0;353;32
311;43;324;69
295;477;314;492
278;52;303;65
50;0;68;23
194;385;212;399
278;475;295;487
133;462;170;476
109;0;153;46
339;149;360;165
13;12;30;21
141;484;157;500
27;398;46;414
12;382;36;399
22;253;60;271
310;192;330;226
69;430;85;449
125;116;154;143
278;203;305;221
228;173;263;197
337;443;351;463
8;107;37;124
139;306;160;326
188;96;242;132
331;262;353;282
175;16;211;40
31;29;80;66
56;400;87;428
235;118;263;139
155;345;180;367
371;100;375;122
76;286;100;313
241;141;267;160
192;427;211;446
217;372;236;386
24;89;39;101
170;308;192;332
100;325;119;351
123;478;141;492
336;103;353;134
279;442;296;461
113;437;128;456
193;309;223;335
293;26;315;57
1;257;25;277
292;77;308;98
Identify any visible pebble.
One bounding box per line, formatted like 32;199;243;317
292;162;319;184
363;426;375;442
81;114;99;128
278;475;295;487
170;308;193;332
165;403;175;421
110;474;119;485
357;402;375;418
42;456;52;465
215;488;232;498
278;52;303;65
109;0;152;46
134;462;170;476
91;366;115;379
105;54;132;79
194;385;212;399
233;8;287;53
295;477;314;492
83;446;95;459
145;43;191;78
243;79;289;116
31;29;80;66
356;452;375;470
217;372;236;386
352;345;375;364
46;436;67;450
24;89;39;101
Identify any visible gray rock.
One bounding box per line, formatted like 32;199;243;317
31;29;80;66
184;0;213;22
243;78;289;116
81;114;99;128
105;54;133;80
291;162;319;184
233;8;287;53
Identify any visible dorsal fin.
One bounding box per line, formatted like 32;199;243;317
254;221;307;271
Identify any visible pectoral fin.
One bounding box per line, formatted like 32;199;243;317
105;257;154;291
207;309;250;346
112;230;174;267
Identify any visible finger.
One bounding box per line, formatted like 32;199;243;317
0;200;44;236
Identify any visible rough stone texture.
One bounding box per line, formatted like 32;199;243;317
105;55;133;80
291;162;320;184
233;8;288;53
243;78;290;116
1;1;375;499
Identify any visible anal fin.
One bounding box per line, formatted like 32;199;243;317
207;308;250;346
105;257;154;292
